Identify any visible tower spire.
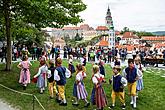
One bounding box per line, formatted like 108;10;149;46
108;5;110;12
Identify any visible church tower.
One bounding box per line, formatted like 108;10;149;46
105;6;115;47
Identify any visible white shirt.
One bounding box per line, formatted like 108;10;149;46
122;67;143;80
92;72;104;84
68;58;73;64
54;67;71;81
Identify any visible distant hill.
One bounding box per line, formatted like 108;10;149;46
152;31;165;36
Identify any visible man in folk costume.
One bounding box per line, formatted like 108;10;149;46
122;59;142;108
109;65;127;110
54;57;71;106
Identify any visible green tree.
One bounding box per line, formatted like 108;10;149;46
75;33;83;41
0;0;86;70
121;27;130;34
136;31;154;38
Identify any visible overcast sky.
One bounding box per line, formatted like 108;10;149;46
79;0;165;32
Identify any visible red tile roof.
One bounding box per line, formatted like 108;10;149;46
117;44;136;51
142;36;165;41
62;27;80;30
122;32;138;39
95;39;109;46
115;31;120;35
96;26;109;31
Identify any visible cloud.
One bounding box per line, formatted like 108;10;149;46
80;0;165;31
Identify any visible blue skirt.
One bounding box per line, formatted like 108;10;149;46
91;87;96;105
73;82;88;100
136;78;144;91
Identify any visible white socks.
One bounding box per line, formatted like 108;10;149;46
130;96;136;108
133;96;136;108
63;99;66;103
130;96;133;104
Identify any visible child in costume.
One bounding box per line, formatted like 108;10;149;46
47;59;58;99
109;65;127;110
54;57;71;106
68;55;75;77
72;64;90;107
122;59;142;108
134;57;144;98
91;65;107;110
17;55;32;90
33;59;48;94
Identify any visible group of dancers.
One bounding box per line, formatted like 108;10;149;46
17;53;144;110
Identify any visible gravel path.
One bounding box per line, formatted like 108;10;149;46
0;99;18;110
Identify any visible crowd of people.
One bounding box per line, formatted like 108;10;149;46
15;44;145;110
2;43;165;109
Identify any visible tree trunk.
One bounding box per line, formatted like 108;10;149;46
4;0;12;71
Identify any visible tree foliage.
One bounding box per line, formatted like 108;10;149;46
0;0;86;70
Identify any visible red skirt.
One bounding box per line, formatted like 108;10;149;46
95;85;107;109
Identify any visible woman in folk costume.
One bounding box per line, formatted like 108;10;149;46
134;57;144;98
72;64;90;107
17;55;32;90
91;65;107;110
122;59;142;109
109;65;127;110
33;59;48;94
68;55;76;77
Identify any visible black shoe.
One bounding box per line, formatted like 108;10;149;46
49;96;53;99
59;102;67;106
56;99;61;103
121;105;126;110
23;86;26;90
84;102;90;107
108;105;114;109
72;103;79;106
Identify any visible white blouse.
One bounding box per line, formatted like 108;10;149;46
34;65;48;78
76;71;87;81
92;73;104;84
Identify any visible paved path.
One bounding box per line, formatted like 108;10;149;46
0;99;18;110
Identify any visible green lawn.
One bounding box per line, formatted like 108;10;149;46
0;60;165;110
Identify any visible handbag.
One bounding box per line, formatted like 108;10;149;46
31;77;38;83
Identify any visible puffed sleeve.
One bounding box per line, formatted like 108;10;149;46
137;69;143;79
121;77;127;87
122;68;127;78
54;69;60;81
65;68;71;78
92;76;98;84
69;59;73;64
76;74;81;81
47;70;51;78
